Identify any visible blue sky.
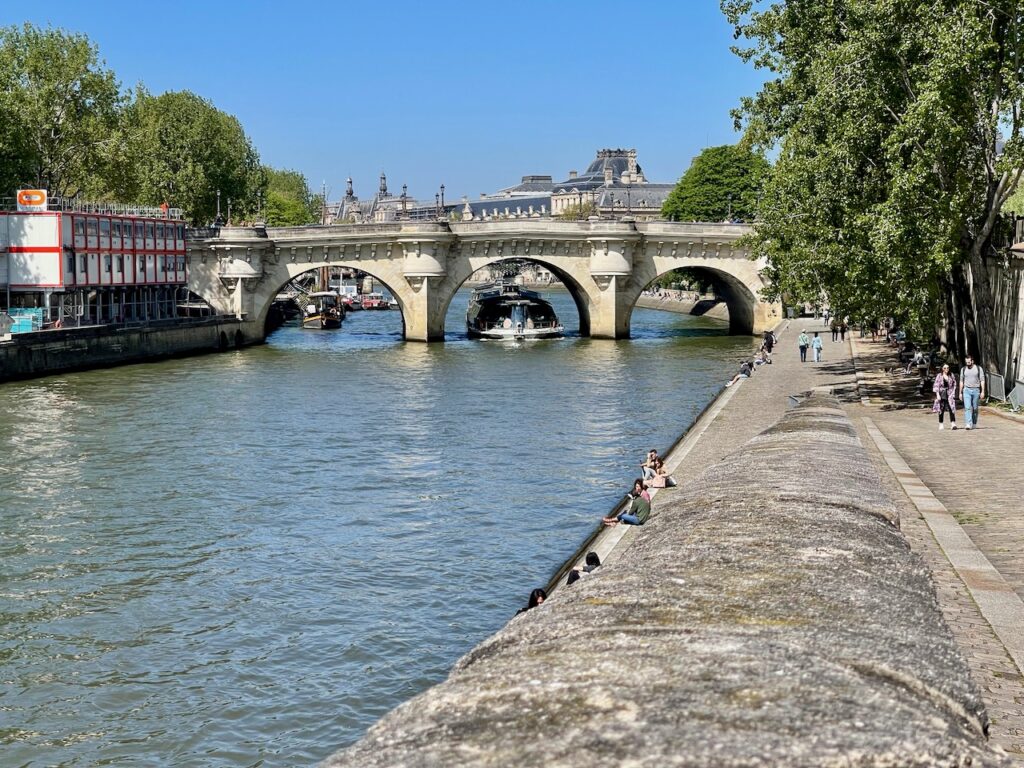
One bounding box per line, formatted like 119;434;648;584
2;1;768;202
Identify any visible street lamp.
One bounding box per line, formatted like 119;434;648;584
435;193;440;217
227;197;232;226
626;181;632;217
401;184;408;218
577;189;583;220
727;194;733;222
215;189;222;225
440;184;445;211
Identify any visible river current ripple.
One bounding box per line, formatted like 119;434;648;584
0;290;754;766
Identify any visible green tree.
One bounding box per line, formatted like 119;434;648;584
0;23;124;197
557;201;598;220
264;167;318;226
115;89;263;224
661;144;768;222
722;1;1024;370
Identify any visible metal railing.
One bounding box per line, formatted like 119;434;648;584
988;372;1008;402
0;195;184;219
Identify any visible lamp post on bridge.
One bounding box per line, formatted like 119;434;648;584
401;184;408;219
440;184;445;217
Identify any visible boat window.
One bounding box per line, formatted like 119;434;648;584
157;223;165;239
135;221;144;239
113;220;121;238
177;224;185;240
66;254;74;275
73;217;84;236
116;255;123;272
145;222;155;239
100;219;110;238
87;218;98;237
104;255;111;273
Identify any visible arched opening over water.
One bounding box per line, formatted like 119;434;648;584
440;258;588;339
628;266;758;336
262;265;410;340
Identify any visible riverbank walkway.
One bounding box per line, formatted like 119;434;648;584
649;322;1024;761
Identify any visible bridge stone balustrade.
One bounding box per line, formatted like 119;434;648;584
186;220;780;342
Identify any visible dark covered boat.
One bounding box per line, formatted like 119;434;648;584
466;282;564;340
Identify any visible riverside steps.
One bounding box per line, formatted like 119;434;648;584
325;391;1006;767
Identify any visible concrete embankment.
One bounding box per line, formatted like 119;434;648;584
0;317;251;383
635;292;730;323
325;394;1005;767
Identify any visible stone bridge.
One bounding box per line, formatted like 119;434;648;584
186;220;779;342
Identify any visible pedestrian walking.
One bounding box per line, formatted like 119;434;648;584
932;364;958;430
840;322;847;341
823;308;831;326
798;329;810;363
831;321;839;342
811;332;824;362
958;355;985;430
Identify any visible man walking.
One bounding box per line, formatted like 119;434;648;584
798;329;810;363
959;355;985;430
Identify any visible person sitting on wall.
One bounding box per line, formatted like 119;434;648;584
640;449;658;482
603;489;651;527
566;551;603;585
649;458;677;489
515;588;547;614
725;359;753;387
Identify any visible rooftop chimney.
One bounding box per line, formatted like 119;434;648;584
568;170;577;180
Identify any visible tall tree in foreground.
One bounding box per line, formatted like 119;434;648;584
0;23;123;197
722;0;1024;370
662;144;768;222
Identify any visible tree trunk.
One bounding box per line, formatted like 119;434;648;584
966;240;1001;373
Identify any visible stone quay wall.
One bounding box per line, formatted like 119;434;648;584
635;291;730;323
0;317;249;383
325;394;1006;767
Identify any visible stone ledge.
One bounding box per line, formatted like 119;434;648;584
324;394;1007;767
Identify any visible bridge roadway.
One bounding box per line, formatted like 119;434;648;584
186;219;779;343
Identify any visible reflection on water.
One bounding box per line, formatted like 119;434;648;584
0;289;755;766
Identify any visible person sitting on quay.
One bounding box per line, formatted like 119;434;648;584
640;449;658;482
515;588;547;615
649;458;677;488
754;350;770;366
566;551;603;586
603;487;652;527
726;359;753;387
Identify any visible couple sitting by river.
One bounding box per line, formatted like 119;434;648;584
603;449;678;527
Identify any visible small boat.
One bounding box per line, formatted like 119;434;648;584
360;292;392;310
302;291;344;329
466;282;564;340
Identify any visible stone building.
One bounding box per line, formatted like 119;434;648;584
330;148;675;223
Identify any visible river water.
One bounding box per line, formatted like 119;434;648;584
0;289;754;767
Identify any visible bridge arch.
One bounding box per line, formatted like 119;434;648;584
436;256;594;337
257;263;413;337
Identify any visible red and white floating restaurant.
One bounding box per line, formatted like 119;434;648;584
0;192;190;327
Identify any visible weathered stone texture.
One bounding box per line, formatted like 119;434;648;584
324;395;1007;767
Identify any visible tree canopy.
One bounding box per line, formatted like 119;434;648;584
0;23;123;198
116;90;264;224
661;144;768;222
263;167;318;226
722;0;1024;369
0;23;267;225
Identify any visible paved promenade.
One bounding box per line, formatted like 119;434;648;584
638;322;1024;761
